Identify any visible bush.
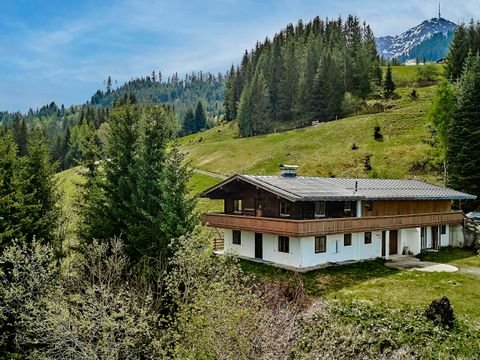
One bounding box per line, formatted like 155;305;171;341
290;300;480;359
416;64;439;84
0;240;58;356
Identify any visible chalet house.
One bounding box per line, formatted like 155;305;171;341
201;165;476;271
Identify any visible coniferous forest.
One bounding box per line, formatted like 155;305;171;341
224;16;381;137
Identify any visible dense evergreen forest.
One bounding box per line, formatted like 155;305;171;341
91;71;225;124
224;15;381;137
431;20;480;208
0;70;225;171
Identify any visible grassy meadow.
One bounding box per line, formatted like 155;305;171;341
180;66;443;185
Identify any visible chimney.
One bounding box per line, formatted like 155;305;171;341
280;164;298;177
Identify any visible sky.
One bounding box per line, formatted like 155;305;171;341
0;0;477;112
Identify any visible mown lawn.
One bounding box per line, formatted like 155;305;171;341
240;249;480;325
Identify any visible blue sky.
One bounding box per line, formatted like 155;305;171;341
0;0;477;112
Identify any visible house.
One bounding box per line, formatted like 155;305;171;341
201;165;477;271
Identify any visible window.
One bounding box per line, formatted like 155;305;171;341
232;230;241;245
364;232;372;244
344;201;352;213
441;225;446;235
315;236;326;253
364;201;373;211
315;201;326;218
344;233;352;246
233;199;242;213
278;236;289;253
280;199;291;217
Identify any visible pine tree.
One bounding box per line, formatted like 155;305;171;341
20;128;59;244
160;142;196;256
383;65;396;98
277;41;297;122
250;71;272;135
0;131;23;246
194;101;207;131
182;108;195;135
12;115;28;156
237;82;254;137
128;106;175;260
446;54;480;200
445;24;469;81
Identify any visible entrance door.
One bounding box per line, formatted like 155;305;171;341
389;230;398;255
432;226;439;249
255;233;263;259
381;231;386;257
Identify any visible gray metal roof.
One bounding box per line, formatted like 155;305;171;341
202;174;477;202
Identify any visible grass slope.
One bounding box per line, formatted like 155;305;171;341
181;72;441;184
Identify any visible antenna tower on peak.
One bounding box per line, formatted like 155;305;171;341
438;2;441;19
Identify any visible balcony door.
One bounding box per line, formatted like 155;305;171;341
255;233;263;259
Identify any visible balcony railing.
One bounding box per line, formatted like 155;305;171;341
202;211;465;237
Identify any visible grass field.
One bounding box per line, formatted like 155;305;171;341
180;84;441;184
240;248;480;325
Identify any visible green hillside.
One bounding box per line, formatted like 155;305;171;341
180;67;441;184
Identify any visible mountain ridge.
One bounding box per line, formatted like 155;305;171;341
376;17;457;62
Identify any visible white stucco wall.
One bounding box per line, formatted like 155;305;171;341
299;231;382;268
224;229;302;268
450;224;465;247
440;225;450;247
262;233;302;268
223;224;458;270
399;228;421;255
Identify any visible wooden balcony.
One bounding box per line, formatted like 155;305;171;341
202;211;465;237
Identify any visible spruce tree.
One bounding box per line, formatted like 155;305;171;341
250;71;272;135
20;128;59;244
182;108;195;135
194;101;207;131
446;54;480;200
445;24;469;81
383;65;396;98
0;131;23;246
12;115;28;156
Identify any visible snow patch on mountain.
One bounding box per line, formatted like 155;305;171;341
376;17;457;60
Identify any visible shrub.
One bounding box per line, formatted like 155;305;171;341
0;240;59;356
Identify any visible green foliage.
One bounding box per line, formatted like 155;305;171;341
0;240;58;355
226;15;381;134
91;71;225;126
429;80;455;162
291;300;480;359
383;64;396;98
446;21;480;81
0;131;23;245
20;128;59;245
416;64;440;83
81;104;196;262
446;53;480;204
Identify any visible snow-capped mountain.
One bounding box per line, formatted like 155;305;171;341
376;17;457;61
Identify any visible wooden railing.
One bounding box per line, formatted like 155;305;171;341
213;237;224;251
202;211;465;237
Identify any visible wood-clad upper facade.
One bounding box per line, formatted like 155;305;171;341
202;171;476;237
